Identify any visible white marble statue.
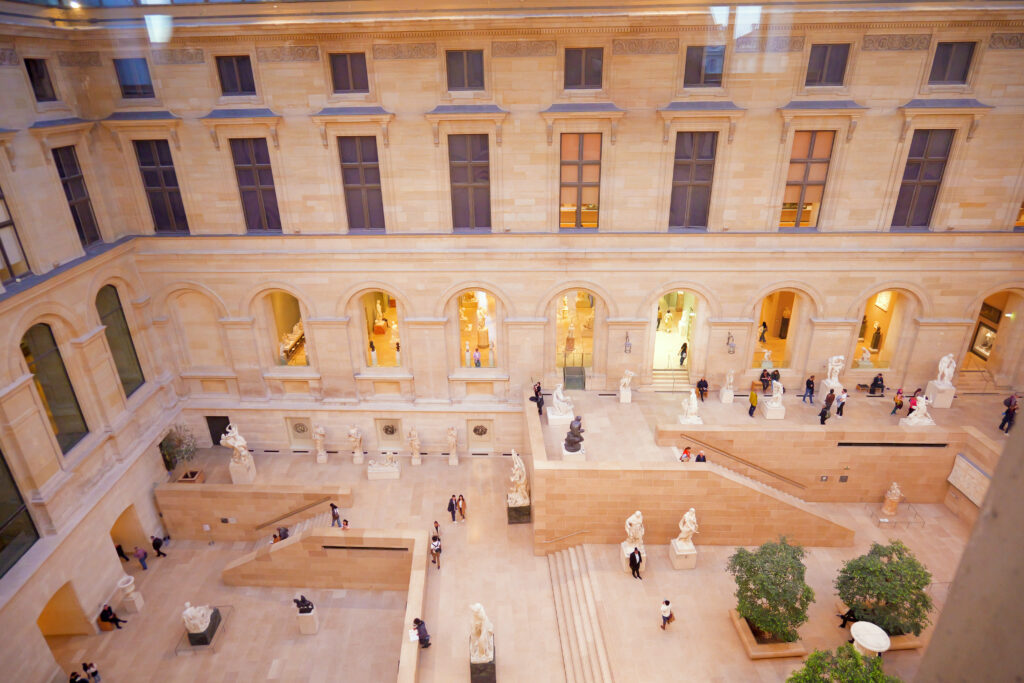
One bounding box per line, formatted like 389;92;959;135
762;348;772;362
625;510;645;550
827;355;844;384
679;389;703;424
860;347;872;363
312;423;326;462
446;426;458;454
507;449;530;507
375;299;384;324
552;383;574;416
182;602;215;633
766;379;784;407
407;429;421;456
676;508;699;544
220;424;252;466
347;426;362;454
936;354;956;387
900;395;935;426
469;603;495;664
619;370;635;391
725;370;735;391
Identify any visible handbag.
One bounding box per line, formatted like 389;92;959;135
668;612;675;624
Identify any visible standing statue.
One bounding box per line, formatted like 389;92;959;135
347;426;362;454
446;426;458;454
881;481;903;516
619;370;635;391
182;602;215;633
552;383;574;416
824;355;845;393
312;424;327;463
860;347;872;363
564;416;585;453
507;449;530;507
469;603;495;664
762;348;772;362
936;354;956;387
678;388;703;424
407;429;421;456
766;379;784;407
220;424;251;466
871;321;883;351
900;395;935;426
676;508;699;544
725;370;735;391
624;510;645;550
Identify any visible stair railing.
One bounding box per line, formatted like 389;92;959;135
680;434;807;491
254;496;332;531
541;529;591;544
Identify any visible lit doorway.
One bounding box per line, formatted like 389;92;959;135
963;290;1022;382
653;291;697;370
555;291;595;369
752;291;798;368
853;290;911;369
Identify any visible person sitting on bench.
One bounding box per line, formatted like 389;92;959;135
99;604;127;629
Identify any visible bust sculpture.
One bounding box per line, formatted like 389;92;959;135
182;602;215;633
625;510;645;549
552;383;574;416
871;321;883;350
507;449;530;507
220;424;252;466
564;416;584;453
725;370;734;391
619;370;635;390
766;379;784;407
446;426;458;454
293;595;314;614
936;353;956;387
676;508;699;545
469;603;495;664
407;429;420;456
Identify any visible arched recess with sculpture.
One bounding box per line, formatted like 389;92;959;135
849;288;924;373
251;290;311;368
445;288;503;370
960;287;1024;388
357;289;403;368
749;287;819;371
545;287;609;390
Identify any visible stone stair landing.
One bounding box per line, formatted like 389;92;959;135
547;545;614;683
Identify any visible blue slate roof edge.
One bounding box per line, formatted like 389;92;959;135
899;98;993;109
103;110;179;121
779;100;868;110
0;128;18;134
201;108;279;119
659;101;745;111
29;117;92;129
541;102;625;113
312;106;393;117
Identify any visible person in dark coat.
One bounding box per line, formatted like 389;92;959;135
759;321;767;343
696;377;709;401
413;618;431;648
695;451;707;462
99;605;126;629
801;375;815;404
447;495;457;522
759;370;771;392
150;536;167;557
115;544;130;563
819;406;831;425
824;389;836;411
628;547;643;580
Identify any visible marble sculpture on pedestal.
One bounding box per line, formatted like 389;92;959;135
407;429;420;456
507;449;530;507
900;396;935;426
312;424;326;462
679;388;703;424
182;602;215;633
767;379;784;407
725;370;734;391
882;481;903;516
220;424;251;466
446;426;458;454
936;354;956;387
676;508;699;544
552;383;574;416
469;603;495;664
564;416;584;453
625;510;645;550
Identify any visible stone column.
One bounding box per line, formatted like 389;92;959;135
706;318;753;390
305;317;357;402
804;318;860;379
70;325;125;431
404;317;450;404
218;318;269;399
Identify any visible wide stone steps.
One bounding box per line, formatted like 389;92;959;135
547;546;614;683
247;509;333;551
645;369;691;392
956;369;1002;394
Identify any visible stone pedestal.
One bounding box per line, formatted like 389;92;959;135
561;443;585;461
506;503;531;524
367;461;400;480
822;379;842;396
229;460;256;485
760;402;786;420
619;542;646;573
448;451;459;466
411;451;422;466
353;450;364;465
117;575;144;613
470;638;496;683
187;608;222;646
882;497;901;516
619;387;631;404
678;415;704;425
669;539;698;570
856;360;874;369
719;388;734;404
925;381;955;408
760;359;774;369
297;609;319;635
545;407;573;425
315;450;327;465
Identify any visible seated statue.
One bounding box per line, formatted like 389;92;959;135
293;595;314;614
564;416;584;453
182;602;215;633
676;508;699;545
552;383;574;416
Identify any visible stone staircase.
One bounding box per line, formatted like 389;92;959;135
956;368;1001;394
547;545;614;683
247;509;333;551
647;368;690;392
702;459;807;506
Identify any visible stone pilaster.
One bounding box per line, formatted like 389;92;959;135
218;318;269;399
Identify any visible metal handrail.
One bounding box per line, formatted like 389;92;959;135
541;529;591;544
254;495;331;531
681;434;807;490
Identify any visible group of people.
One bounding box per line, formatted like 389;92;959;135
758;368;781;392
68;663;101;683
115;535;168;571
447;494;468;522
329;502;350;529
677;446;707;463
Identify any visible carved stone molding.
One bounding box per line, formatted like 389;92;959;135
57;51;101;67
611;38;679;55
256;46;320;62
862;34;931;51
989;33;1024;49
151;48;205;65
372;43;437;60
734;36;804;53
0;49;18;67
491;40;557;57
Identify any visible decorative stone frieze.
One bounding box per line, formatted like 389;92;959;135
372;43;437;60
611;38;679;55
57;51;101;67
734;36;804;53
862;34;931;51
0;48;18;67
989;33;1024;49
491;40;557;57
256;46;320;62
151;48;205;65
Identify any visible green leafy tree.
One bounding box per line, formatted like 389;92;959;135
727;537;815;642
787;644;902;683
159;424;198;472
835;540;933;636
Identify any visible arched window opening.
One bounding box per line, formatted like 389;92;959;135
267;292;308;366
752;291;799;369
96;285;145;396
0;449;39;578
362;291;400;367
854;290;908;370
556;290;595;368
20;324;88;453
654;291;698;370
458;291;497;367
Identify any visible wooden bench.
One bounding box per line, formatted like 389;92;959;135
97;617;115;632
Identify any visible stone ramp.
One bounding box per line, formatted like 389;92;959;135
244;509;333;551
547;545;614;683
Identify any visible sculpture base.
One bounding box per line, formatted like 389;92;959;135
719;388;734;404
187;608;222;646
678;415;704;425
881;499;901;516
925;381;955;408
367;462;401;480
470;638;496;683
411;452;422;466
506;503;532;524
856;360;874;369
619;387;631;404
561;443;585;461
228;461;256;485
122;591;145;613
899;415;935;427
760;360;774;369
760;402;786;420
670;539;698;570
619;541;646;573
297;609;319;635
449;452;459;466
315;451;327;464
545;407;573;425
822;380;842;396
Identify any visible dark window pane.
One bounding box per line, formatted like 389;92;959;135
339;135;385;231
24;59;56;102
451;187;470;228
262;191;281;230
217;57;238;93
350;53;369;91
684;47;703;86
584;48;603;88
114;58;154;98
467;50;484;89
449;134;491;231
688;186;711;227
96;285;145;397
339;137;358;163
330;53;351;92
891;129;951;229
447;50;466;90
910;185;938;226
929;42;974;83
473;187;491;228
217;55;256;95
52;146;101;246
0;452;39;580
252;138;270;164
229;139;248;164
20;324;88;454
669;132;716;229
806;45;827;85
366;189;385;228
232;138;279;232
345;189;366;230
824;45;849;84
342;167;363;185
564;49;583;88
449;135;468;162
703;45;725;85
926;129;954;157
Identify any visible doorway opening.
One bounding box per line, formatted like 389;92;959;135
38;581;93;639
555;291;595;370
752;291;798;368
653;291;697;370
205;416;229;445
109;504;148;567
362;291;401;367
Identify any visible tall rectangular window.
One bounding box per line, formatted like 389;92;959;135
559;133;601;229
338;136;385;232
0;449;39;579
329;53;369;93
448;134;491;231
683;46;725;87
52;146;101;247
0;182;30;284
929;42;975;84
781;130;834;229
24;58;56;102
216;55;256;96
446;50;485;91
891;129;953;230
669;132;717;230
805;44;850;86
113;58;154;98
564;48;603;89
229;138;281;232
133;139;189;233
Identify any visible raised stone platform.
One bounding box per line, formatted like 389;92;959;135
546;407;573;425
669;539;697;570
760;402;785;420
926;381;956;408
368;460;400;480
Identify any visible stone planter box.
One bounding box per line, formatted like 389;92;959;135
729;609;807;660
834;599;923;650
177;469;205;484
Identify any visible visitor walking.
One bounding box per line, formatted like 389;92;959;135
83;662;101;682
433;520;440;538
749;390;758;418
70;673;85;683
660;600;674;630
818;405;831;425
115;544;130;563
824;389;836;412
457;495;467;521
413;618;431;648
473;348;481;367
369;340;377;366
696;377;708;401
759;321;767;343
908;389;922;415
836;389;848;418
330;503;341;527
628;547;643;580
801;375;815;404
447;495;457;522
132;546;148;570
341;519;349;530
1000;394;1018;434
99;605;126;629
150;535;167;557
430;535;442;568
679;342;688;367
890;388;904;415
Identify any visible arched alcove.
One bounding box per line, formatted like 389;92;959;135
361;290;402;367
261;291;308;366
751;289;811;369
450;289;500;368
852;290;916;370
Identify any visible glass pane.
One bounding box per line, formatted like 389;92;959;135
668;187;686;227
236;168;255;186
581;186;599;206
891;185;914;227
155;140;173;166
903;161;921;181
806;45;826;84
560;134;579;161
0;510;40;579
908;130;929;157
560;186;578;207
926;130;953;158
703;46;725;84
339;137;358;163
446;51;465;89
77;206;100;244
910;185;937;226
0;227;26;267
581;165;600;183
683;47;703;85
350;53;369;91
366;189;385;229
812;131;834;159
217;57;238;93
142;170;161;187
803;184;824;202
471;165;489;184
688;186;711;227
783;184;802;203
694;163;714;182
696;132;717;159
824;45;848;84
162;169;178;187
787;162;806;182
452;187;470;228
345;189;365;229
241;191;261;230
675;132;694;160
467;51;484;88
97;286;144;397
258;168;274;186
169;193;188;230
238;58;255;93
262;191;281;230
672;163;691;183
150;192;170;230
564;49;582;87
470;134;489;161
330;54;350;91
359;136;378;162
584;48;602;87
950;43;974;82
791;132;811;159
21;324;88;454
251;139;270;165
473;187;491;227
448;135;468;162
807;162;829;182
364;167;381;185
922;161;946;181
229;139;249;164
134;140;155;166
582;133;601;160
560;165;578;183
452;166;470;183
929;43;951;82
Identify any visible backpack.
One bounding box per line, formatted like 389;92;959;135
1005;397;1014;407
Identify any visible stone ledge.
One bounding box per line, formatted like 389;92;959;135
729;609;807;660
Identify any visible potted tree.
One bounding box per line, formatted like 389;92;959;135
787;644;902;682
727;537;814;659
835;540;932;649
159;425;202;482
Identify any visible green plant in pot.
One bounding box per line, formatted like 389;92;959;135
835;540;933;637
787;644;902;683
159;424;198;472
728;536;815;643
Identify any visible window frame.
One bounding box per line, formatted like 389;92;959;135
0;448;40;580
927;41;976;85
328;52;370;94
113;57;155;99
562;47;604;91
780;130;836;230
447;133;492;232
558;132;603;230
0;180;31;285
337;135;386;233
228;137;282;233
445;49;486;92
682;45;726;88
52;145;102;248
132;139;190;234
668;131;718;231
804;43;851;87
212;53;260;102
24;58;57;103
889;128;955;231
20;323;90;456
918;34;985;95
